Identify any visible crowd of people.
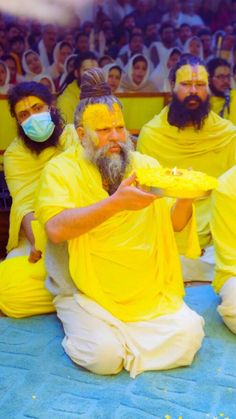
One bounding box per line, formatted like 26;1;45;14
0;0;236;378
1;1;236;101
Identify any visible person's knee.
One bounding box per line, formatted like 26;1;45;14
218;277;236;334
177;309;205;359
63;331;124;375
183;310;205;341
220;313;236;334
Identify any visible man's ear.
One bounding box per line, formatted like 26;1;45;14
77;126;84;139
74;69;79;79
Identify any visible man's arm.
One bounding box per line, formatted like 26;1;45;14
22;212;42;263
171;198;194;232
46;174;158;243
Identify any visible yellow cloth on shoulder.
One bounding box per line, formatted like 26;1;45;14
210;90;236;125
0;220;54;318
137;107;236;248
211;166;236;293
36;147;199;322
4;124;79;253
0;96;17;163
57;80;80;124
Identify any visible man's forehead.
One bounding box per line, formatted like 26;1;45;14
176;64;208;84
82;103;125;130
215;65;230;75
15;96;46;114
81;59;97;70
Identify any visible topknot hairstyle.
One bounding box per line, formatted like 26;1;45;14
80;67;112;99
74;67;122;128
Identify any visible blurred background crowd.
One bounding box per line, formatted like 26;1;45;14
0;0;236;98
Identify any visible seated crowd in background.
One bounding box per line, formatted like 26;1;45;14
1;2;236;374
1;0;236;99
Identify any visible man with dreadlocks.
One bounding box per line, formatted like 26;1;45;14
35;67;204;378
137;54;236;283
0;81;78;317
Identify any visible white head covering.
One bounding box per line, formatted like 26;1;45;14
102;63;123;93
121;53;155;92
22;49;45;80
58;53;77;88
33;73;56;94
184;36;204;60
53;41;62;64
52;41;73;68
150;47;182;92
0;60;11;94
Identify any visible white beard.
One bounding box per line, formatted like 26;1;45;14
82;130;134;195
0;0;92;24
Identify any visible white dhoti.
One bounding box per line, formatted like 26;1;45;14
6;237;31;259
180;245;215;282
218;277;236;334
54;294;205;378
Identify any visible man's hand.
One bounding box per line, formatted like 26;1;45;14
112;173;159;211
28;245;42;263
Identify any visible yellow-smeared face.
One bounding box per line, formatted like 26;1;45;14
81;103;126;150
175;64;208;85
15;96;49;123
174;64;209;106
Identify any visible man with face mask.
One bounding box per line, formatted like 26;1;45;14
35;67;204;377
0;81;78;318
137;54;236;283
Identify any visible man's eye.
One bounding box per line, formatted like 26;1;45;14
99;128;110;133
20;112;28;119
34;105;43;112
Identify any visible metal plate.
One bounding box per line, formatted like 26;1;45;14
149;187;212;200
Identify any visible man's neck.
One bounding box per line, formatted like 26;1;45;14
162;40;173;48
210;86;227;98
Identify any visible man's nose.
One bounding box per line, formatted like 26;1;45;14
109;128;119;140
190;83;197;94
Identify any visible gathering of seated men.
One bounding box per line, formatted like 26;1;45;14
0;0;236;377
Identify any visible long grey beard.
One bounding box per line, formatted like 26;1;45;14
83;133;134;195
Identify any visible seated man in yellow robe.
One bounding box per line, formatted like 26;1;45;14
137;54;236;282
0;81;78;317
35;67;204;378
207;57;236;125
211;166;236;334
57;52;98;124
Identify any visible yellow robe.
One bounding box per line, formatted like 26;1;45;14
0;96;17;164
211;166;236;293
137;107;236;248
210;90;236;125
0;125;79;318
36;146;199;322
57;80;80;124
4;124;79;253
0;220;55;318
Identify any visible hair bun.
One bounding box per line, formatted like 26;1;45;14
80;67;112;99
